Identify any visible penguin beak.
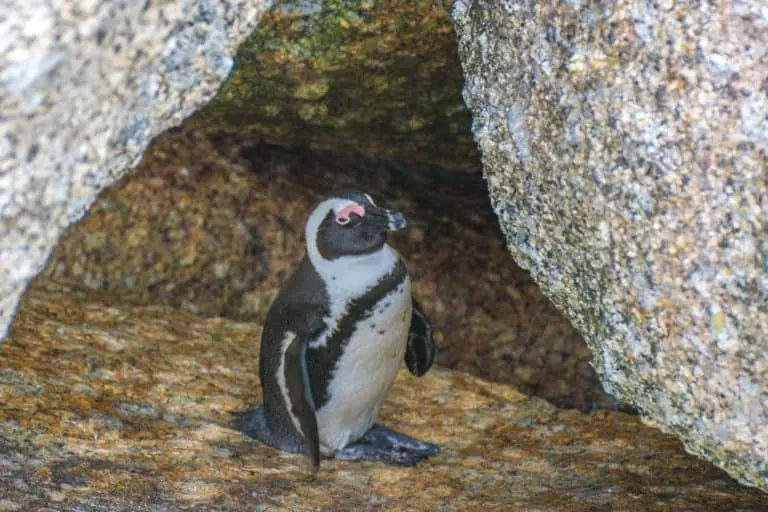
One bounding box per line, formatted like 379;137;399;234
384;209;407;231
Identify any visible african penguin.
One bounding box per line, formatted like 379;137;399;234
234;189;439;469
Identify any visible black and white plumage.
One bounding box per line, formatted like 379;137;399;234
234;189;438;469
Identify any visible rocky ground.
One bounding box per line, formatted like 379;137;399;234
0;280;764;510
41;119;620;411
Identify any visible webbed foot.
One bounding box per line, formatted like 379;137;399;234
334;424;439;466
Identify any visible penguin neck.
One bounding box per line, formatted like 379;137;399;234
308;244;401;304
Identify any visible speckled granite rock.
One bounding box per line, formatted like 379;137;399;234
0;0;273;341
201;0;479;172
41;121;618;411
0;279;764;510
453;0;768;491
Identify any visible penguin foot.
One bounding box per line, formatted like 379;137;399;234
334;424;439;466
232;406;303;454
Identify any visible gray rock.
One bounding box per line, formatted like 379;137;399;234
454;0;768;492
0;0;274;339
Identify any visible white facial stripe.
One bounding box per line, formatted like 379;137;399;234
364;193;376;207
276;331;306;438
305;198;357;267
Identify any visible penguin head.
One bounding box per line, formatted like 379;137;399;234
305;189;406;261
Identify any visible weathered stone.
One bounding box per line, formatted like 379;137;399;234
453;0;768;491
200;0;479;172
0;279;764;509
0;0;274;341
41;121;617;411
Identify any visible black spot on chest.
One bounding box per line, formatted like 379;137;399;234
306;260;408;409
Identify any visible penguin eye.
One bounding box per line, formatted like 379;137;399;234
335;213;362;227
335;203;365;226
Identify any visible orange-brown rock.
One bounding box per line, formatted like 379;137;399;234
0;279;764;510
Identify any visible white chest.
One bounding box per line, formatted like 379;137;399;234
315;276;412;454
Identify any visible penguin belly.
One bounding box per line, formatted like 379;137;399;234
315;277;412;455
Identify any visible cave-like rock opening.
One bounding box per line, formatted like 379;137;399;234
37;0;623;415
3;0;765;508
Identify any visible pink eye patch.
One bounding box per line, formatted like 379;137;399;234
336;203;365;223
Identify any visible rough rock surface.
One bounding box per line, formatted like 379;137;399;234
0;279;765;510
201;0;479;172
0;0;273;341
41;120;618;411
454;0;768;491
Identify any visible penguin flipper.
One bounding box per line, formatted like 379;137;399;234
283;331;321;470
405;298;436;377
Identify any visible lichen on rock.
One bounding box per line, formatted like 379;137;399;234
200;0;479;172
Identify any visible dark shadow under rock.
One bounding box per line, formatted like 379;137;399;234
41;119;619;411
